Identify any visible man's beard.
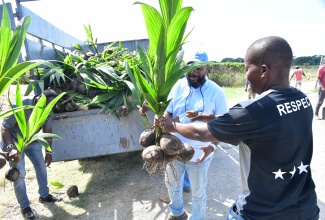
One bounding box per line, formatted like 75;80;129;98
186;74;206;88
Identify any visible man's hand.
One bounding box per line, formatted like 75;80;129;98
187;112;218;123
45;153;52;167
195;145;214;165
159;117;179;133
7;149;20;164
186;110;199;118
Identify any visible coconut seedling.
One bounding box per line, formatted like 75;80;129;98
4;84;65;182
132;0;206;172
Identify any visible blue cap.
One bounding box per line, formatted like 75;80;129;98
187;51;209;64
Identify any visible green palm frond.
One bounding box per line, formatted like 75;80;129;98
132;0;194;118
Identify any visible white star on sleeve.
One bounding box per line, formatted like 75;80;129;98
289;166;296;178
272;169;286;180
297;161;309;174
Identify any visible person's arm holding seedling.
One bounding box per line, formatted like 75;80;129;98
43;126;53;167
1;125;20;163
157;111;220;164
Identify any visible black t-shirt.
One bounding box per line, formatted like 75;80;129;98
208;88;319;219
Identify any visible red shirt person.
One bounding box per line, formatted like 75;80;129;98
290;66;306;90
314;62;325;118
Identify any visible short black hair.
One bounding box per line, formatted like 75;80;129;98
246;36;293;78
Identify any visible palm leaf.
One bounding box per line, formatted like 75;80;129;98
90;91;119;105
0;105;31;120
14;84;27;135
0;1;12;74
134;2;165;57
5;16;31;73
132;0;194;119
50;181;64;190
26;92;66;140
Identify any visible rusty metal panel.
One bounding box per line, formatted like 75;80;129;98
51;109;153;162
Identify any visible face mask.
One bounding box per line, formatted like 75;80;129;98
186;73;206;88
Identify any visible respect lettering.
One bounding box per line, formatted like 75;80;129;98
276;97;311;116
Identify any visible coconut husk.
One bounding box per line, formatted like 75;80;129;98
142;145;165;163
71;78;81;92
139;100;150;115
53;99;66;113
88;89;99;98
65;102;78;112
0;156;6;169
78;83;87;95
163;154;177;163
5;167;20;182
139;128;156;148
116;105;129;117
176;143;194;162
67;185;79;198
159;133;182;155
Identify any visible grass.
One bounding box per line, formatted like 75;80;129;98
0;151;145;218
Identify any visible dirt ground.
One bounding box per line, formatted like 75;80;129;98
0;83;325;220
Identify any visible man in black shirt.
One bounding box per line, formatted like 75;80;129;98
159;36;319;220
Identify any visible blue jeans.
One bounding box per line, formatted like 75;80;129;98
165;155;213;220
226;204;245;220
315;87;325;115
10;142;49;208
183;170;191;189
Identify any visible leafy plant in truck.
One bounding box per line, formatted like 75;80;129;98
52;25;142;114
132;0;208;140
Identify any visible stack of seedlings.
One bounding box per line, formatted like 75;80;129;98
28;25;143;118
139;128;194;174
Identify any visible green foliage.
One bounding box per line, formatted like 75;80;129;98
9;84;66;154
209;62;246;87
132;0;206;119
221;57;244;63
50;181;64;190
293;55;324;66
47;26;146;116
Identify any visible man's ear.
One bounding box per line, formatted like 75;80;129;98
261;64;270;77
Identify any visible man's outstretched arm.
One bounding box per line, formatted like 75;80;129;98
160;118;218;143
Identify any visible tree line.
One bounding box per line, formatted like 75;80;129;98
220;55;324;66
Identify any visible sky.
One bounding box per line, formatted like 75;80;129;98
11;0;325;62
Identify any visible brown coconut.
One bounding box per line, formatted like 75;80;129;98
116;105;129;117
163;154;177;163
176;143;194;162
159;133;182;155
67;185;79;198
141;145;165;163
139;129;156;148
5;167;20;182
139;100;150;115
0;156;6;169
